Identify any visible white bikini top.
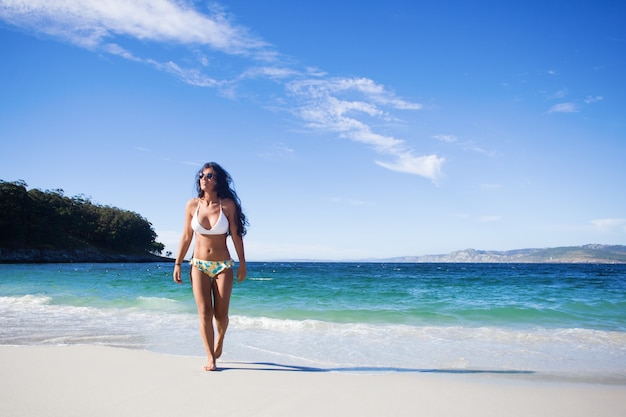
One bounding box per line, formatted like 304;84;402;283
191;200;229;235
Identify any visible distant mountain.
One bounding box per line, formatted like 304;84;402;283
384;244;626;264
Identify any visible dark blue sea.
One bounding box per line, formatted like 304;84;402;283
1;262;625;381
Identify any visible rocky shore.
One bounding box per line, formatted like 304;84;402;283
0;247;173;263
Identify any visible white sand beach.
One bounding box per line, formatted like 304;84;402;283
1;345;625;417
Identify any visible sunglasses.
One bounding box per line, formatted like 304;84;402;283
198;172;214;180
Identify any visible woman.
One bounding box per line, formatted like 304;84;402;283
173;162;248;371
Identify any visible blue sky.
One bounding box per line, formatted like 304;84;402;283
1;0;624;261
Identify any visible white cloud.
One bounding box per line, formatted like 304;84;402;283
0;0;268;55
242;66;300;80
181;160;202;167
1;0;441;183
150;60;223;87
346;129;405;153
287;77;443;182
375;153;444;182
585;95;604;104
548;88;568;100
548;102;579;113
102;43;141;61
434;134;458;143
434;134;496;157
258;143;295;159
288;77;421;112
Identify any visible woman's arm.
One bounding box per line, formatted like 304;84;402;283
231;232;246;283
173;198;196;283
224;199;247;282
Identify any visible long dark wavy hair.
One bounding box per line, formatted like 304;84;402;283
195;162;248;237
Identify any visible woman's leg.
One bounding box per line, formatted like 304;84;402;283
212;267;234;359
190;266;217;371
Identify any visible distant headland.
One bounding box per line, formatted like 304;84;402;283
381;244;626;264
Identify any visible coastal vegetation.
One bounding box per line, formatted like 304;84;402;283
0;180;164;260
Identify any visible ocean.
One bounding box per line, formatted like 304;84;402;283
1;262;625;382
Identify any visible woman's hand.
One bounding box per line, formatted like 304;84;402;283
173;264;183;284
236;263;247;283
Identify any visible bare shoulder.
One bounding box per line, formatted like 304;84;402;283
220;198;236;214
185;198;200;212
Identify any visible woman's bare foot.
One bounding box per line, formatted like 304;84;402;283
204;362;217;371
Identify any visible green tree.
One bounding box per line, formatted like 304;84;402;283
0;179;164;255
0;180;29;247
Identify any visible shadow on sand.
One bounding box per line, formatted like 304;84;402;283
218;362;535;375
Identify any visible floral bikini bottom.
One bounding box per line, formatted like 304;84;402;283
190;258;235;279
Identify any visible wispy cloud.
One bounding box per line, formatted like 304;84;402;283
548;102;579;113
585;95;604;104
286;77;443;182
547;88;568;100
258;143;295;159
433;134;496;157
546;94;603;114
181;160;201;167
0;0;442;182
433;134;458;143
0;0;269;55
376;153;444;180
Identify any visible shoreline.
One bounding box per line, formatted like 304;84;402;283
0;247;173;263
2;244;625;264
2;345;625;417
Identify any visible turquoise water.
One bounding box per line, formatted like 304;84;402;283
1;262;625;380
